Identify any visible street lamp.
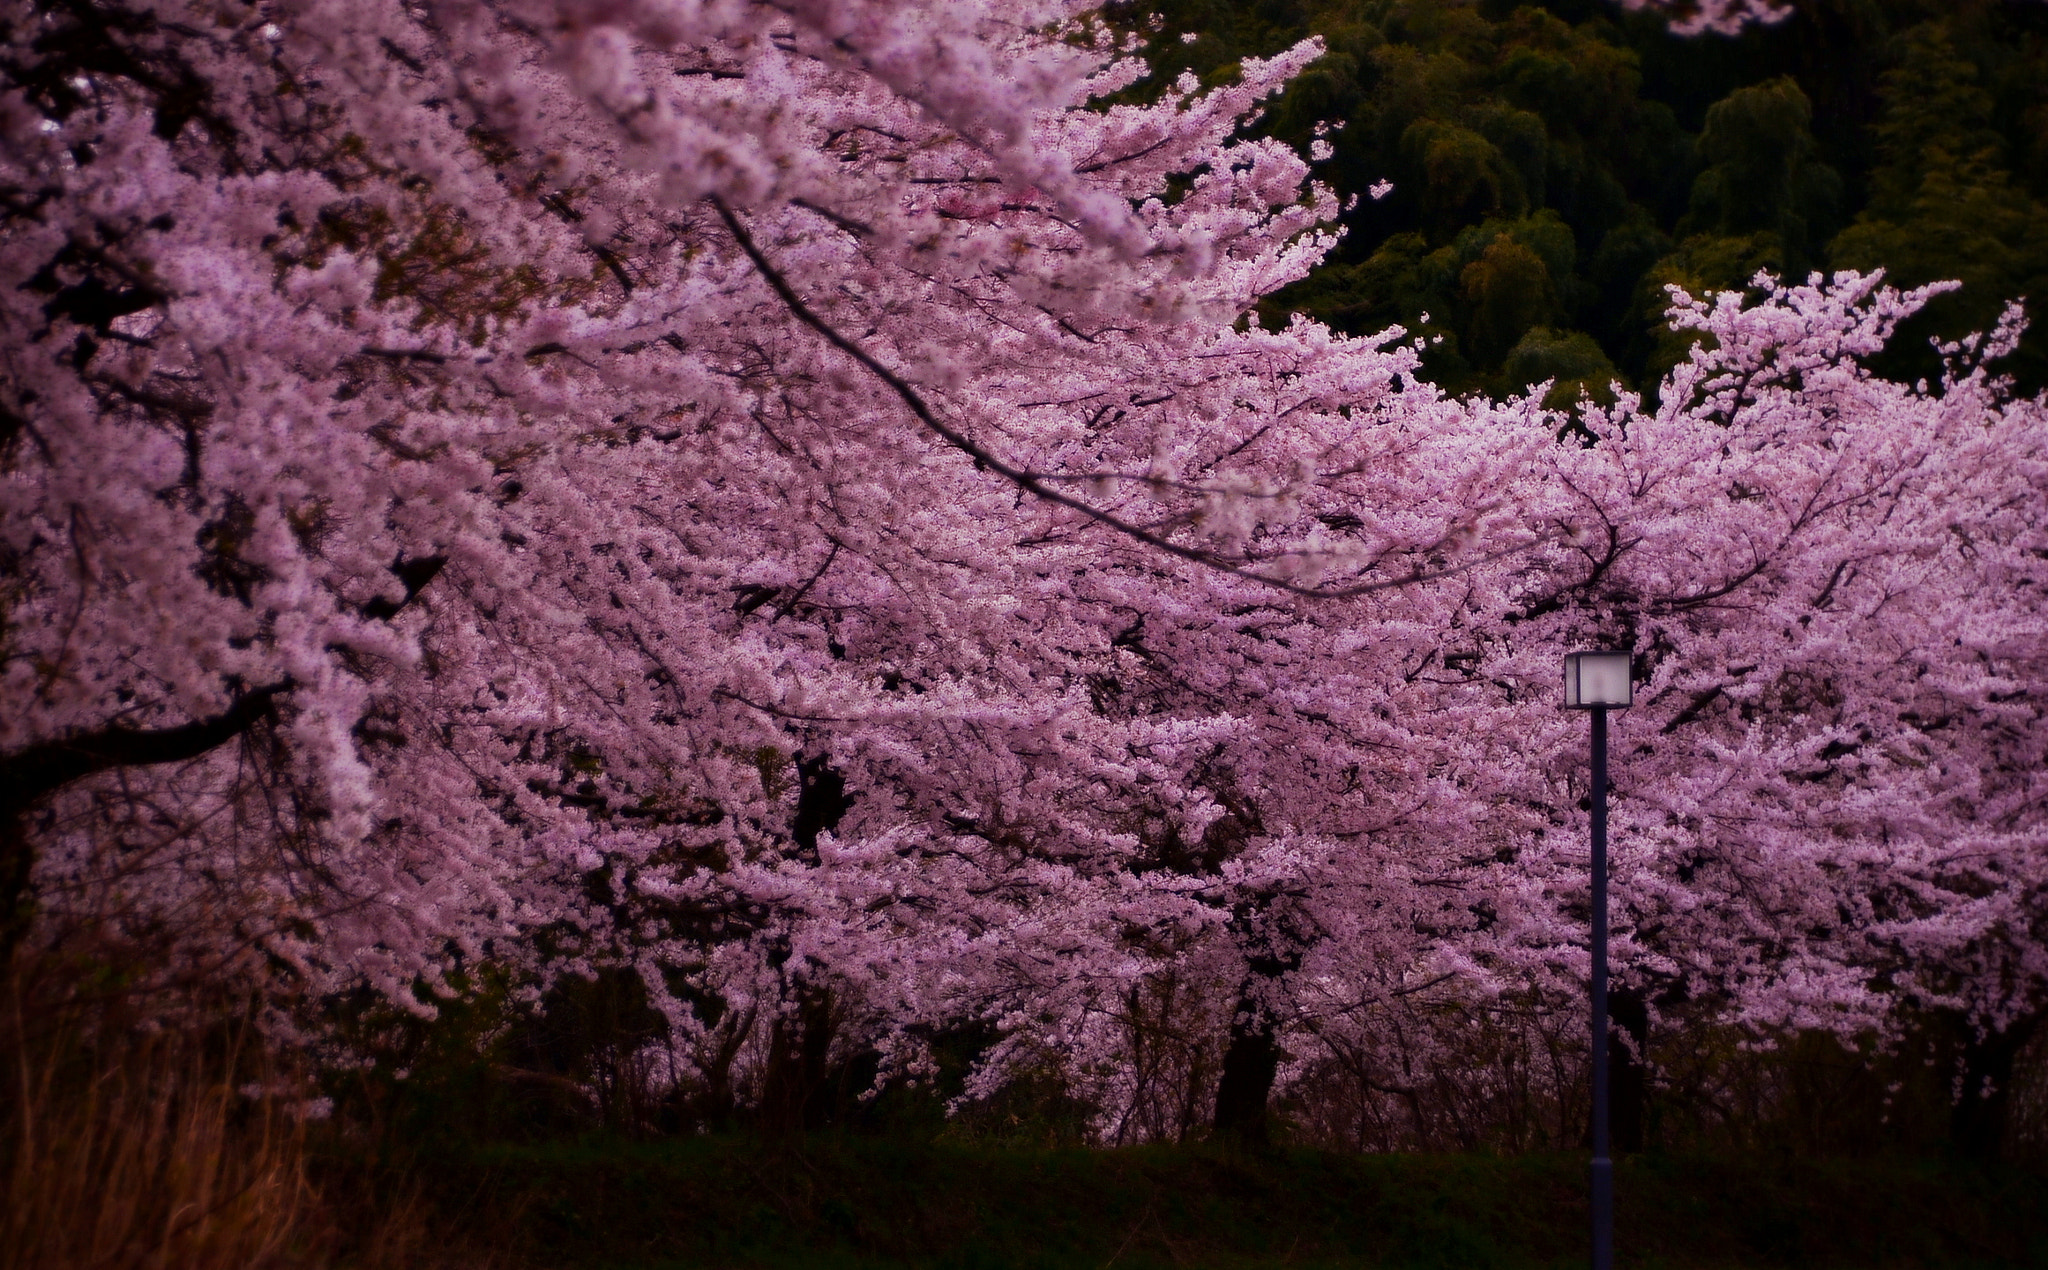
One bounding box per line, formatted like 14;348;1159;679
1563;650;1632;1270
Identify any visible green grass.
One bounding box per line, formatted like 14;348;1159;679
408;1136;2048;1270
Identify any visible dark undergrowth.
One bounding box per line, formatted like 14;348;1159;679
10;953;2045;1270
410;1135;2048;1270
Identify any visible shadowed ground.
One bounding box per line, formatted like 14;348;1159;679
409;1136;2048;1269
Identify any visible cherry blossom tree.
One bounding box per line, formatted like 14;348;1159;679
0;0;1519;1056
1457;276;2048;1156
4;0;2046;1155
1614;1;2042;38
734;271;2048;1147
1613;0;1792;36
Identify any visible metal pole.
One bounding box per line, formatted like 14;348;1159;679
1590;705;1612;1270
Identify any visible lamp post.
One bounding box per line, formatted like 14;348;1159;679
1563;650;1632;1270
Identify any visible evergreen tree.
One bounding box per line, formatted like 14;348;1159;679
1113;0;2048;399
1828;21;2048;387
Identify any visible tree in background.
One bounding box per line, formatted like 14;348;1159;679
1830;19;2048;391
1122;0;2048;402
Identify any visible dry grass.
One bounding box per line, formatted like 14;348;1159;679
0;970;477;1270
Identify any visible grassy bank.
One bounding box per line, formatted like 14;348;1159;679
413;1136;2048;1270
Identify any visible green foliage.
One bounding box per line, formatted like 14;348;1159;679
1130;0;1698;399
1633;74;1843;380
1829;20;2048;387
1502;325;1621;408
1115;0;2048;403
1680;77;1840;257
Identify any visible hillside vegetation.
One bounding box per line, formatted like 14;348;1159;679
1118;0;2048;400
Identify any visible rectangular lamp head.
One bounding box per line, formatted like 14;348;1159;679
1563;650;1633;709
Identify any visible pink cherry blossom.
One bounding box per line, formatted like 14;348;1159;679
2;1;2043;1134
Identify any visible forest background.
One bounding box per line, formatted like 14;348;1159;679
1150;0;2048;405
7;1;2048;1267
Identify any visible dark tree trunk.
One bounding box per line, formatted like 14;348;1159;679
758;988;837;1136
1212;954;1297;1148
1951;1012;2042;1163
679;1006;753;1134
0;811;33;968
1610;987;1649;1154
1211;877;1299;1148
1212;999;1282;1147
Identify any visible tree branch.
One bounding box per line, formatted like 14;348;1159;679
711;196;1549;600
0;681;293;816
